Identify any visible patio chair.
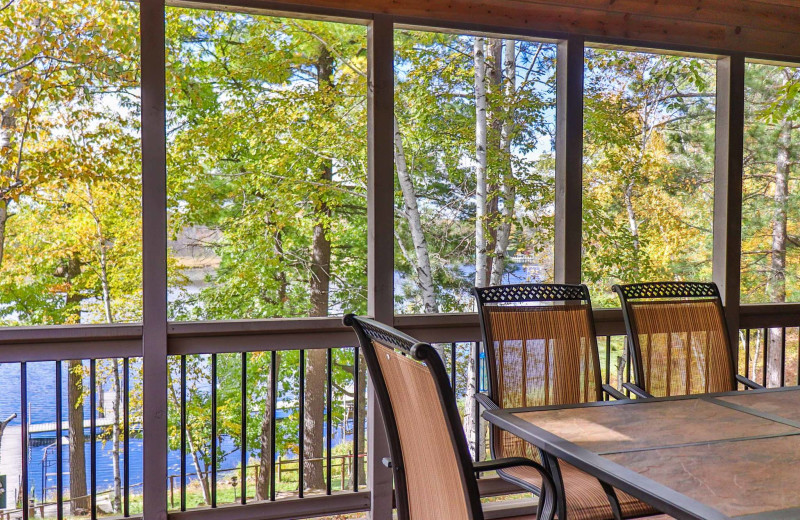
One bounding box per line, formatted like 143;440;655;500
344;314;557;520
473;283;659;520
612;281;761;398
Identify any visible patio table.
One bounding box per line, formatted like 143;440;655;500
482;386;800;520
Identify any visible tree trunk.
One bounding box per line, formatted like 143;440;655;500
166;382;211;505
393;118;438;313
85;186;123;510
61;256;88;514
624;182;640;253
752;330;763;383
464;342;481;460
466;37;490;461
255;353;276;501
0;82;22;270
88;183;114;326
0;414;16;468
303;349;326;491
273;225;287;306
0;199;7;268
767;115;791;387
68;359;89;514
617;349;628;390
309;187;331;318
474;37;489;289
485;38;504;278
111;360;122;512
490;40;517;286
188;434;211;504
303;44;334;491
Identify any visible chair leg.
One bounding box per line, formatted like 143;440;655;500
536;483;557;520
600;481;623;520
543;453;567;520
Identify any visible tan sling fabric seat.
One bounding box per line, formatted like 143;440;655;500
625;300;733;395
344;314;557;520
613;282;760;398
501;463;659;520
376;340;471;518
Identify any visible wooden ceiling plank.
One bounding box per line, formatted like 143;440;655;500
515;0;800;34
178;0;800;58
359;0;800;56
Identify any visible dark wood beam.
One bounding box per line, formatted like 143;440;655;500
554;36;585;284
177;0;800;58
713;54;745;359
141;0;169;519
366;13;395;519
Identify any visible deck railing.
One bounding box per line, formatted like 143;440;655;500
0;304;798;520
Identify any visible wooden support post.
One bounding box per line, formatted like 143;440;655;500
141;1;169;519
554;36;585;284
713;54;745;363
367;13;395;520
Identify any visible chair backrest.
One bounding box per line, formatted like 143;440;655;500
344;314;482;520
472;284;603;460
613;281;736;397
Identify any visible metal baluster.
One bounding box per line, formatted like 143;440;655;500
90;359;96;520
326;348;333;495
781;327;786;387
123;358;130;517
211;354;217;508
241;352;247;505
624;340;631;398
353;347;360;492
270;351;277;502
744;329;750;384
21;362;28;520
299;349;305;498
763;328;768;387
180;356;186;512
56;361;63;520
474;342;481;465
450;343;456;391
605;336;611;399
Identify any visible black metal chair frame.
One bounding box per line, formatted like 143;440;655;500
612;281;762;399
344;314;557;520
472;283;628;520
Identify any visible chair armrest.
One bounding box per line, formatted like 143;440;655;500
474;458;557;520
622;382;654;399
475;392;499;411
474;457;545;473
602;384;627;400
736;374;764;390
